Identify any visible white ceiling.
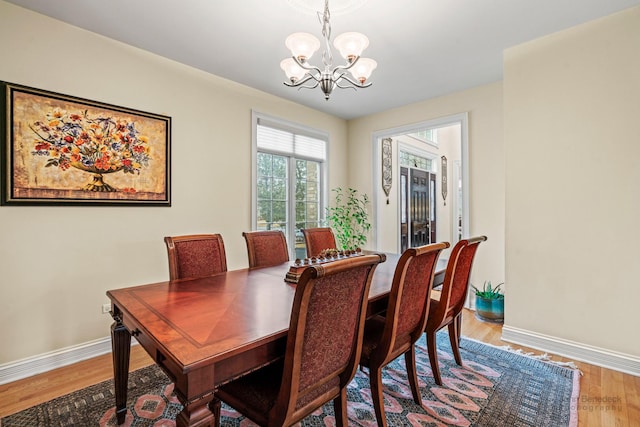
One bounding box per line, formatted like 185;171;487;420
6;0;640;120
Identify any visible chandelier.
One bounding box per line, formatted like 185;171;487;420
280;0;377;100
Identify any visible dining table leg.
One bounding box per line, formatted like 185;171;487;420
172;366;218;427
174;393;217;427
110;311;131;425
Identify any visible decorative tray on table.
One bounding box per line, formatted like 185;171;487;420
284;248;363;284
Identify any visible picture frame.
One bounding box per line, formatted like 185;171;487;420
1;81;171;206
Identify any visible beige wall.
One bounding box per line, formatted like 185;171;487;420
504;6;640;355
347;82;505;290
0;1;348;364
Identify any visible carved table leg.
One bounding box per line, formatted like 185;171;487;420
110;312;131;425
175;394;217;427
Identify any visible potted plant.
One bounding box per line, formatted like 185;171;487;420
325;187;372;251
471;281;504;323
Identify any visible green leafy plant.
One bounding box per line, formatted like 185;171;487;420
325;187;371;251
471;281;504;300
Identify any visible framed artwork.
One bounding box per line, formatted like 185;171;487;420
381;137;392;204
1;81;171;206
441;155;447;206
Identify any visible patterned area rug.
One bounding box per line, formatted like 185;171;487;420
1;333;580;426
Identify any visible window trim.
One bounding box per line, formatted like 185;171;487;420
251;111;329;256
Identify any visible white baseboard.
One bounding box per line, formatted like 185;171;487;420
3;327;637;385
0;336;121;385
501;325;640;376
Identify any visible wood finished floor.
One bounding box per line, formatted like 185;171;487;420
0;308;638;426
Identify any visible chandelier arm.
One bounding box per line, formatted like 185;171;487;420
331;70;352;86
332;56;361;73
295;81;321;91
336;74;373;88
334;82;358;91
292;57;323;75
284;74;320;88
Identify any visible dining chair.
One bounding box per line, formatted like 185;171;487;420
359;242;449;427
424;235;487;385
213;253;386;427
242;230;289;268
301;227;337;257
163;233;227;280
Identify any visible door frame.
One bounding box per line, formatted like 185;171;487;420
371;112;469;251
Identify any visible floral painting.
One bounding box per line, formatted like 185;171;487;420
1;82;171;205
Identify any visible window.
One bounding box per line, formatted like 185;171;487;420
408;129;438;145
400;151;433;171
253;112;328;259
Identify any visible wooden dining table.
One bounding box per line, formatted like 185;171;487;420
106;251;447;427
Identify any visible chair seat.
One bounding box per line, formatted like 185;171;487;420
428;298;438;317
361;314;414;368
216;360;283;425
428;297;458;330
217;358;343;421
360;314;386;366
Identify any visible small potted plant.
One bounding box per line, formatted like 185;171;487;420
325;187;371;251
471;281;504;323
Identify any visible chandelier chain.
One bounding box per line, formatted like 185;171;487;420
319;0;333;70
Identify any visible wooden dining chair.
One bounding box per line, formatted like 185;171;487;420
359;242;449;427
242;230;289;268
424;235;487;385
301;227;337;257
213;253;386;427
163;233;227;280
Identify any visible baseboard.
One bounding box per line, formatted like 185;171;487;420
501;325;640;376
4;327;637;385
0;337;121;385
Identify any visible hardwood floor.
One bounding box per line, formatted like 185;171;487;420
1;309;638;426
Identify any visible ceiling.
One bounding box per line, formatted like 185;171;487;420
6;0;640;120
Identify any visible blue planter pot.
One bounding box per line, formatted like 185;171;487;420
475;296;504;323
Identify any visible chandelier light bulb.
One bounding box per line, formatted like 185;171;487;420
333;32;369;62
280;58;307;82
350;58;377;84
285;32;321;62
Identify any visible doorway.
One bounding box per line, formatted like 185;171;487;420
372;113;468;256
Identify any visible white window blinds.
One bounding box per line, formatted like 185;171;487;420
257;121;326;161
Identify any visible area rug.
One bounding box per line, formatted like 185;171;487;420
1;333;580;426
